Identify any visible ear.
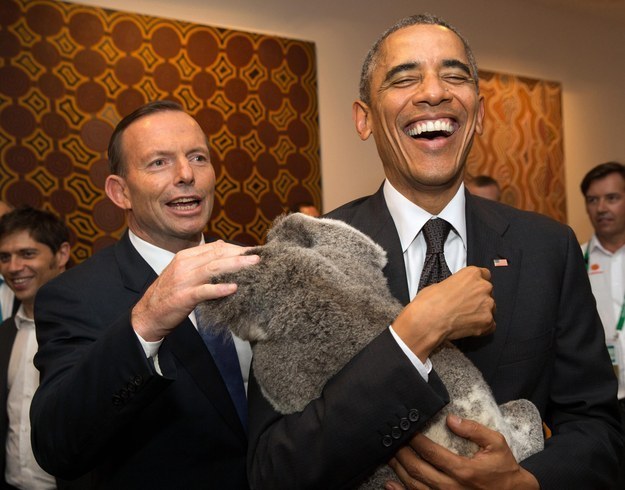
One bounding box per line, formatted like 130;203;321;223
475;95;485;135
267;213;314;248
105;174;131;210
352;100;373;141
55;241;71;270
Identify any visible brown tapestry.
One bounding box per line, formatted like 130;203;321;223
0;0;320;262
467;70;566;222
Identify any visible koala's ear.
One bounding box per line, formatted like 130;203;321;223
266;213;316;248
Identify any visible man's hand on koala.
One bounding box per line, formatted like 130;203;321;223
132;241;259;342
385;415;540;490
391;266;495;362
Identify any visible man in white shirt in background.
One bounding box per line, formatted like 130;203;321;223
0;201;15;324
581;161;625;482
0;206;70;489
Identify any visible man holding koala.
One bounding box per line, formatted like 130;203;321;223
248;13;623;490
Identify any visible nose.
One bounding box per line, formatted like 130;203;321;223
176;158;195;185
412;72;451;106
6;255;24;274
596;198;609;213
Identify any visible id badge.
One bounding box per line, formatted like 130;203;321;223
607;340;620;381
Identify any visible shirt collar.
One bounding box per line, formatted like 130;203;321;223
588;234;625;257
14;304;34;330
383;179;467;252
128;230;204;275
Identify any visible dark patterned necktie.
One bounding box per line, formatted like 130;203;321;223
196;313;248;431
417;218;452;291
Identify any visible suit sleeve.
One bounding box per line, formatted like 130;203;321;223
30;276;175;479
521;227;625;489
247;328;449;489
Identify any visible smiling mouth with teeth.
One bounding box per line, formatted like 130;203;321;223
168;197;200;209
405;119;456;139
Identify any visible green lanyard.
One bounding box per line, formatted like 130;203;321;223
585;244;625;335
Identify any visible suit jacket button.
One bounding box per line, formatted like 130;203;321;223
112;395;122;406
408;409;419;422
133;375;143;386
391;426;402;439
399;417;410;431
382;435;393;447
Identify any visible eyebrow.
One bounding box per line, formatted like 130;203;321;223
383;62;421;84
383;58;472;85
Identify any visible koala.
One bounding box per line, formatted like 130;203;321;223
196;213;544;488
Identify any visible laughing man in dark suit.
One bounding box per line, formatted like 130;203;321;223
248;14;624;489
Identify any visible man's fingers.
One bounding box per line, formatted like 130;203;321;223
387;453;430;490
446;415;507;451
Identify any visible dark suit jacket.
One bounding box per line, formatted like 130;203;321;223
0;318;17;490
30;232;248;489
248;186;624;489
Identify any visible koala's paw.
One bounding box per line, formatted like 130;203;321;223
500;399;544;461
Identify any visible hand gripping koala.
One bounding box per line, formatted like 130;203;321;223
196;213;544;488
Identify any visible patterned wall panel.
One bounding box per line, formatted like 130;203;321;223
0;0;320;262
467;70;566;223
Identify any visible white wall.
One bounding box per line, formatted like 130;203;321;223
63;0;625;241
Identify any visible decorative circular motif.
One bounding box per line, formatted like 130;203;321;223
68;12;104;47
37;73;65;99
50;189;77;214
5;146;37;173
111;20;143;53
46;151;73;178
152;26;181;59
42;113;70;139
154;62;181;92
81;119;113;153
226;35;254;67
187;30;218;67
1;105;35;138
0;66;29;97
32;40;61;67
26;4;63;37
192;71;217;100
76;82;107;113
74;49;106;78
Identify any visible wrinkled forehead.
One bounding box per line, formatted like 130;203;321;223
378;24;470;70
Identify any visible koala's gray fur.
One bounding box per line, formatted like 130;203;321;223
196;213;544;488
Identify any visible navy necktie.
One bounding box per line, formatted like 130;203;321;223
196;315;248;430
417;218;452;291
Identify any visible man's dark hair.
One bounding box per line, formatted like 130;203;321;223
0;206;70;254
291;201;317;213
580;161;625;195
359;13;479;106
107;100;186;177
470;175;500;188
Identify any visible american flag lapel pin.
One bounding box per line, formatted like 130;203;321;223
493;258;509;267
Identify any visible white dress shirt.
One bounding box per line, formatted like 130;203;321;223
581;236;625;399
5;306;56;489
384;180;468;381
128;231;253;391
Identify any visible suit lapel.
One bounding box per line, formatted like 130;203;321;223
114;232;246;441
463;194;522;383
0;318;17;400
348;187;411;305
165;322;246;441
